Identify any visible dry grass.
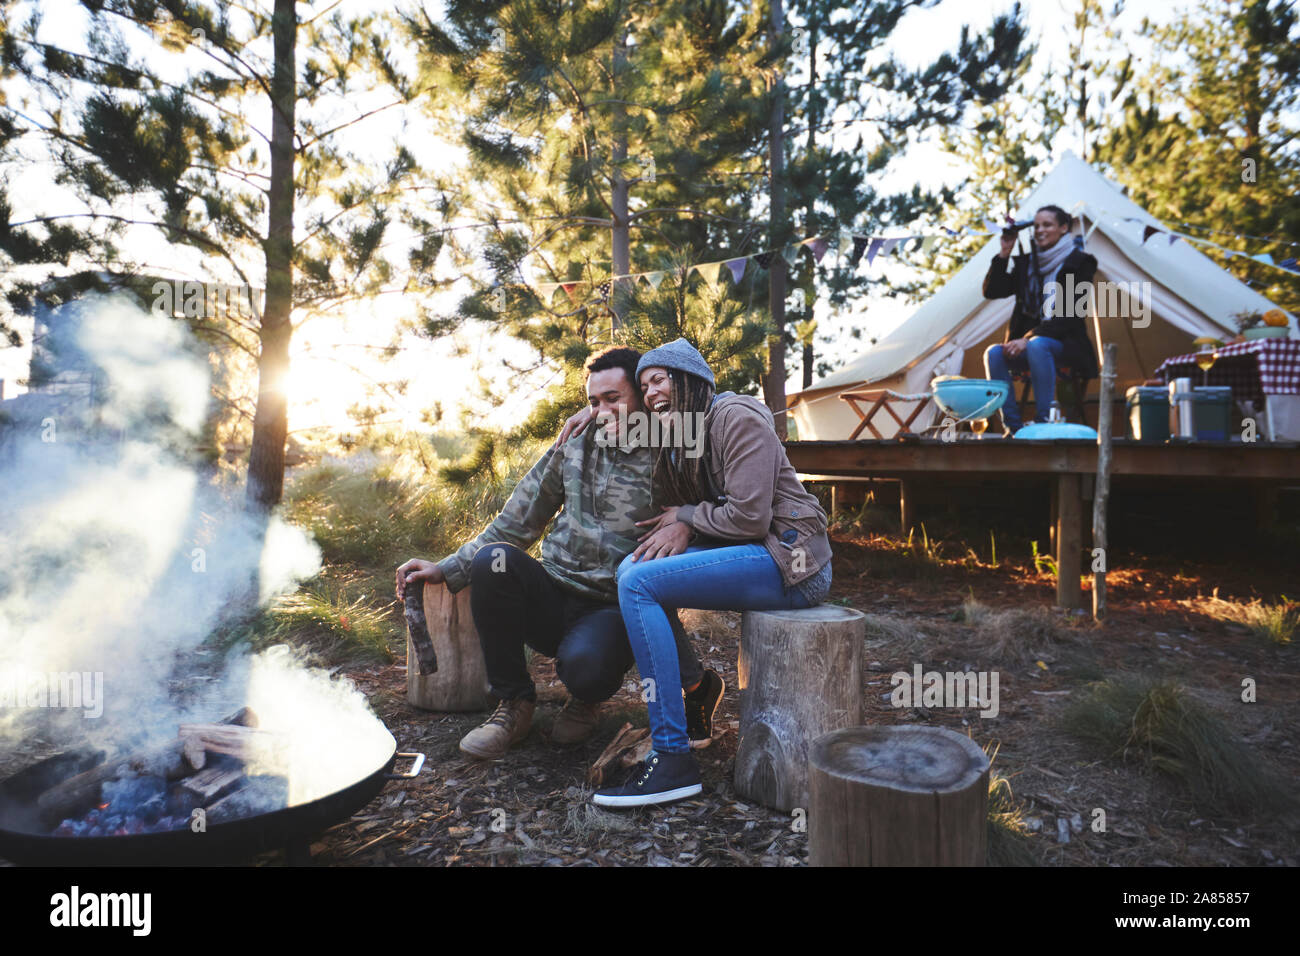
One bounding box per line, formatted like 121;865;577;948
978;606;1063;662
563;801;637;838
955;594;1063;663
1192;595;1298;647
985;742;1036;866
1061;676;1295;817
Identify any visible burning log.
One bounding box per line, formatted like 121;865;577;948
37;737;206;824
175;723;281;760
180;766;247;806
36;707;262;825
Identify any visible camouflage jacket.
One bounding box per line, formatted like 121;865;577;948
436;429;656;603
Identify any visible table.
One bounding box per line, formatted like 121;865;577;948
1156;337;1300;440
839;389;935;440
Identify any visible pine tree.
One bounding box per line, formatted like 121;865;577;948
1095;0;1300;311
2;0;426;507
404;0;776;442
776;0;1031;391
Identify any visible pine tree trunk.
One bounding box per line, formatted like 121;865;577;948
763;0;788;439
609;23;630;335
246;0;297;512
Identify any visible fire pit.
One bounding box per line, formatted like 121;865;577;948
0;707;424;865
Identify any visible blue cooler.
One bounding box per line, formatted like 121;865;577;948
1125;386;1170;441
1193;386;1234;441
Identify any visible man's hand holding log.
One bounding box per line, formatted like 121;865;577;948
395;558;444;602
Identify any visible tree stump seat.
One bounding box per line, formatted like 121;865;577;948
406;584;493;712
733;604;865;812
808;725;989;866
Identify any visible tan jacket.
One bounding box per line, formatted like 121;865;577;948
674;393;831;587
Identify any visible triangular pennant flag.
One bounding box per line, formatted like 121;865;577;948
561;282;580;300
782;245;800;267
864;238;886;266
808;237;830;263
1168;234;1181;246
645;271;665;290
724;258;748;284
753;250;776;270
1279;257;1299;273
850;235;870;266
983;219;1001;235
921;235;940;255
592;278;613;302
1251;252;1275;265
837;231;855;256
1142;225;1161;244
879;238;901;258
535;282;559;301
693;261;724;287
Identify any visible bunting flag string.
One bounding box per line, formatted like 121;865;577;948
514;218;1049;307
1123;216;1300;277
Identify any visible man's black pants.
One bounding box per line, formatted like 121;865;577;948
468;543;703;703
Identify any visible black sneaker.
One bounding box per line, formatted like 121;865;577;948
591;750;702;808
684;668;724;749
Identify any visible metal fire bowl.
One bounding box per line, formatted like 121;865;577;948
0;729;425;866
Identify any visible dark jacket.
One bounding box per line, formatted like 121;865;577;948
983;248;1099;379
674;393;831;588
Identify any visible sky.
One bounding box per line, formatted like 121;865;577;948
0;0;1189;431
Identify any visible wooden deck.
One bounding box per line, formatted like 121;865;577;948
785;437;1300;609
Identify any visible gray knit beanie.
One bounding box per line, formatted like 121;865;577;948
635;337;715;388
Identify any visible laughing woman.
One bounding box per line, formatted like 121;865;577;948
592;338;832;808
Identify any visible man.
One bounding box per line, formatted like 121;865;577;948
396;347;724;760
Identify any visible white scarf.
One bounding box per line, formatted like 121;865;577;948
1033;235;1073;320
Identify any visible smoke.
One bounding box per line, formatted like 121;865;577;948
0;295;388;788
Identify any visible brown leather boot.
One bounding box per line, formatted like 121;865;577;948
550;697;601;745
459;698;535;759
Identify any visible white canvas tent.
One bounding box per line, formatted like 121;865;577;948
789;151;1296;440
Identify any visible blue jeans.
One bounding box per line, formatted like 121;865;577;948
616;544;812;753
984;336;1065;429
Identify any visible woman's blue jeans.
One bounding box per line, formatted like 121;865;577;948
984;335;1065;429
616;543;811;753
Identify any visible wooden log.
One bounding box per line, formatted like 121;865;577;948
176;723;281;759
180;766;246;805
403;580;438;675
808;725;989;866
1092;343;1116;621
407;583;493;712
734;605;864;812
37;737;204;823
36;708;256;823
587;722;653;787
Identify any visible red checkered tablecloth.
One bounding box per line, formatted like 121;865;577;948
1156;338;1300;407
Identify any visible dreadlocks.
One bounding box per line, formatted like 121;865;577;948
652;368;714;507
